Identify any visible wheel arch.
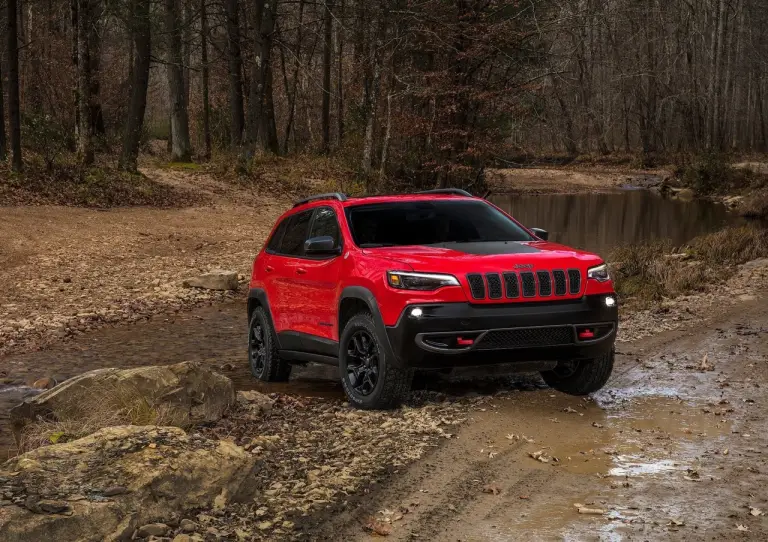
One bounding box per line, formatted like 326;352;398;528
248;288;282;349
339;286;402;366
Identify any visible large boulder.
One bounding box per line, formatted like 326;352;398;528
10;362;235;446
182;270;239;291
0;426;258;542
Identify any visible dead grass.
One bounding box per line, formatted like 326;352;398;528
739;190;768;219
17;383;188;453
610;226;768;306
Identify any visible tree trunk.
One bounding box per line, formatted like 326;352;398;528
118;0;151;172
88;0;105;135
321;0;334;153
0;61;7;161
282;0;305;152
362;9;385;176
336;0;344;145
245;0;279;154
224;0;245;147
200;0;211;159
244;0;266;148
182;0;191;105
7;0;23;172
379;91;392;180
76;0;94;166
165;0;192;161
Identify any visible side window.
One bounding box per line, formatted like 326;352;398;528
279;210;313;256
308;207;341;248
266;218;288;253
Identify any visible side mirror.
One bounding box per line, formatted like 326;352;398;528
530;228;549;241
304;236;339;255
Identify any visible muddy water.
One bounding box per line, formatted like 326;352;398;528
489;190;741;255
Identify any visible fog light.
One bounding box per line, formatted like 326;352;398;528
410;307;424;318
605;296;616;308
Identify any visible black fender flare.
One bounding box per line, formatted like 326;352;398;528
339;286;403;366
247;288;282;349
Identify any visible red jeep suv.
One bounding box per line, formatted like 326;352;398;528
248;189;617;409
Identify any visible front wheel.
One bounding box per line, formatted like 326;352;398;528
338;313;412;410
541;348;614;395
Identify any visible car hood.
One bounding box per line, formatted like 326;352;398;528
362;241;604;274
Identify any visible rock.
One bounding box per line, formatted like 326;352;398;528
236;390;274;414
675;188;695;201
179;519;198;532
172;535;192;542
137;523;170;537
0;426;258;542
182;270;238;291
30;378;57;390
10;362;235;445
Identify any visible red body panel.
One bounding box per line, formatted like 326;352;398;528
250;195;616;338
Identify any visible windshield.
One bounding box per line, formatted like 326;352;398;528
345;200;535;247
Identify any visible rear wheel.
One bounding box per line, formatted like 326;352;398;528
339;312;412;409
248;307;291;382
541;348;614;395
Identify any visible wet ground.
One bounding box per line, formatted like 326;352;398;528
317;298;768;541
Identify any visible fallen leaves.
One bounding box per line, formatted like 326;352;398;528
736;524;749;532
573;503;606;515
529;450;550;463
698;353;715;371
482;483;501;495
750;507;763;517
363;517;392;536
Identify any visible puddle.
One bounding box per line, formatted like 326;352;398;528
483;390;732;541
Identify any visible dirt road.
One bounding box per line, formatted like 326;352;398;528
317;298;768;541
2;292;767;539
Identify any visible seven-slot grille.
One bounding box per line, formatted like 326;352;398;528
467;269;582;300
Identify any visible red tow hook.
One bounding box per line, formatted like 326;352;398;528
456;337;475;346
578;329;595;340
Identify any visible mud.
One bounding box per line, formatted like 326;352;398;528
318;298;768;541
1;287;767;540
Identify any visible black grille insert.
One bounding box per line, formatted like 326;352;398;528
467;274;485;299
503;272;519;298
537;271;552;296
486;273;503;299
568;269;581;294
521;272;536;297
553;270;567;295
475;326;574;350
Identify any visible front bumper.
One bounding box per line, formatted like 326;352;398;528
385;295;617;369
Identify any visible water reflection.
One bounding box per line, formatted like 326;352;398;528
489;190;741;256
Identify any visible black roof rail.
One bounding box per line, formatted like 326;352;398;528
293;192;348;208
416;188;474;197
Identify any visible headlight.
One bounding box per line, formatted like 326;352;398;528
587;264;610;282
387;271;460;291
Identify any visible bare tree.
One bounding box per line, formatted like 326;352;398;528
6;0;22;171
224;0;245;147
118;0;151;172
0;61;7;162
75;0;95;166
200;0;212;159
321;0;334;153
165;0;192;161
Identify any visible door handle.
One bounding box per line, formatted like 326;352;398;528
265;265;274;272
296;267;307;275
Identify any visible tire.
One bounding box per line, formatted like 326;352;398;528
248;307;291;382
338;312;412;410
541;347;614;395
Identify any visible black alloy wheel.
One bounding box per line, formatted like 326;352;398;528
249;317;268;378
345;329;380;396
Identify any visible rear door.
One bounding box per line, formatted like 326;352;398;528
298;206;344;343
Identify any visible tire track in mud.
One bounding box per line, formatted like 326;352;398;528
321;297;768;541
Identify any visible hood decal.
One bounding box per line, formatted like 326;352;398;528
420;241;543;255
